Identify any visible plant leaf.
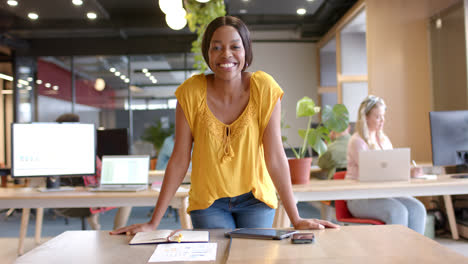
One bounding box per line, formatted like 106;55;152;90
296;96;317;118
322;104;349;132
306;128;328;156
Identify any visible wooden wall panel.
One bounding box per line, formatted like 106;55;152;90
366;0;461;162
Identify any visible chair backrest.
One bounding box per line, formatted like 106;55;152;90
333;171;353;219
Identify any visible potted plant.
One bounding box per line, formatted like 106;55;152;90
285;96;349;184
141;120;175;157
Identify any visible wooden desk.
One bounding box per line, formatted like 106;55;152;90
0;187;190;255
274;174;468;240
15;225;468;264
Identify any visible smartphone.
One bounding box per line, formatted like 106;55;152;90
291;233;315;244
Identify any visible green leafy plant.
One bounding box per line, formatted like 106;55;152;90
285;96;349;159
185;0;226;72
141;120;175;156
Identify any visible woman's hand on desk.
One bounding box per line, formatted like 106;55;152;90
292;218;340;230
109;222;155;235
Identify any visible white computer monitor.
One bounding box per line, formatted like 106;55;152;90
12;123;96;177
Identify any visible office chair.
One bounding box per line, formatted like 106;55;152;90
333;171;385;225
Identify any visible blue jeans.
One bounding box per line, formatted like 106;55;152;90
347;197;427;234
189;192;276;229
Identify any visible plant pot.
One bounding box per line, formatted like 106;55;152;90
288;157;312;185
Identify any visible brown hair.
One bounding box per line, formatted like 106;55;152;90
56;113;80;123
201;16;253;71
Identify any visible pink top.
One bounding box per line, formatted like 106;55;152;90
345;133;393;180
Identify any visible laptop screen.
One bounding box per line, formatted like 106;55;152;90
100;155;149;185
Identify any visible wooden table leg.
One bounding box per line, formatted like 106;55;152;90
178;197;192;229
35;208;44;244
18;208;30;255
443;195;459;240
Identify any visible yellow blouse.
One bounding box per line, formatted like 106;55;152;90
175;71;284;213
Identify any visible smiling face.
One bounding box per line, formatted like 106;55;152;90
208;25;246;81
366;103;386;132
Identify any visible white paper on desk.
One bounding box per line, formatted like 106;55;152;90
151;185;189;193
148;243;217;262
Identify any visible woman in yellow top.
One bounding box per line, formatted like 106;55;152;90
111;16;338;234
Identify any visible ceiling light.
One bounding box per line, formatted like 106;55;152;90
196;0;210;2
36;79;43;84
159;0;183;15
242;0;249;2
17;84;22;88
145;72;151;77
109;67;116;72
94;78;105;91
7;0;18;7
239;9;247;14
115;71;121;76
142;68;148;73
45;83;51;88
87;12;97;20
28;13;39;20
0;73;13;81
18;79;29;85
52;85;59;91
26;86;32;90
27;77;33;82
165;9;187;30
72;0;83;6
152;79;158;84
120;75;125;80
124;78;130;83
307;0;315;2
297;8;306;15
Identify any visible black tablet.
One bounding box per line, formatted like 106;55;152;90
226;229;297;240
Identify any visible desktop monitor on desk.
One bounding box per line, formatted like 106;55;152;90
11;123;96;187
429;110;468;173
96;128;129;159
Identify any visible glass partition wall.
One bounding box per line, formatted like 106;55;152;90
317;4;367;123
14;53;196;158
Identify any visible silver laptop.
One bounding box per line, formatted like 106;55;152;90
359;148;410;182
90;155;150;192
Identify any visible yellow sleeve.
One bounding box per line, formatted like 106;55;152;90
255;71;284;140
174;74;204;132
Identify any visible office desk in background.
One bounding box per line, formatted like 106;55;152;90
14;225;468;264
0;187;190;255
274;174;468;240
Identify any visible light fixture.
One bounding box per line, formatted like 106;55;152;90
307;0;315;2
120;75;125;80
297;8;306;15
18;79;29;85
52;85;59;91
72;0;83;6
7;0;18;7
159;0;183;15
142;68;148;73
239;9;247;14
27;77;33;82
109;67;116;72
28;12;39;20
87;12;97;20
114;71;121;76
36;79;43;84
196;0;210;2
124;78;130;83
26;86;32;90
45;83;51;88
151;79;157;84
0;73;13;81
94;78;105;91
165;9;187;30
436;18;442;29
145;72;151;77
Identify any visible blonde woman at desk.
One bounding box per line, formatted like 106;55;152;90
111;16;339;235
345;95;427;234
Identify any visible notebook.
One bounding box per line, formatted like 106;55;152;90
90;155;149;192
129;230;209;245
359;148;410;182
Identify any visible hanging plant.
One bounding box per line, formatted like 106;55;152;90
184;0;226;72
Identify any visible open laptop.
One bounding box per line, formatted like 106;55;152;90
359;148;410;182
90;155;150;192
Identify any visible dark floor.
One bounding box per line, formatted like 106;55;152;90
0;202;321;237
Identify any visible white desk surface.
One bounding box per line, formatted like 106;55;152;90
15;225;468;264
